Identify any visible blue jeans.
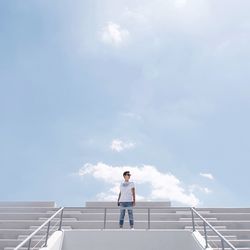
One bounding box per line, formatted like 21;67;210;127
119;202;134;227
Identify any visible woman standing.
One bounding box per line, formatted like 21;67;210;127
117;171;136;229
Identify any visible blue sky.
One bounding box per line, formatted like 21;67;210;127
1;0;250;207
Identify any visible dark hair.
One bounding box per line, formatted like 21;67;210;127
123;171;130;176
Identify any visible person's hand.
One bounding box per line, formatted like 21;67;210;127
132;201;136;207
117;201;120;206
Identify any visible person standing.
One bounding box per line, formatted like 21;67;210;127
117;171;136;229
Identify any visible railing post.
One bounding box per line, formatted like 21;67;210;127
103;208;107;229
203;221;208;249
147;208;150;230
221;238;225;250
58;208;64;231
27;238;32;250
191;208;195;232
44;221;51;247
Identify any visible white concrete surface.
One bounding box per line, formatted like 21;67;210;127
61;230;203;250
39;231;63;250
0;202;56;207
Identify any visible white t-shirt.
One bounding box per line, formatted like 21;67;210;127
119;181;135;202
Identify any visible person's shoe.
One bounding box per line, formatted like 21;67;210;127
130;227;134;230
119;225;123;229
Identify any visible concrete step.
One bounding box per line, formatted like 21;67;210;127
29;225;72;230
214;230;250;239
212;248;250;250
209;239;250;248
0;202;56;208
5;248;40;250
185;225;227;230
85;201;171;208
186;220;250;229
207;235;238;241
0;239;44;248
0;207;54;213
0;229;47;239
176;210;211;214
0;213;52;220
17;231;55;240
38;217;77;222
197;208;250;213
203;213;250;220
179;217;218;221
46;210;81;214
0;221;43;229
212;249;250;250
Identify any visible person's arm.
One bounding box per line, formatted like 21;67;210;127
132;187;136;206
117;191;121;206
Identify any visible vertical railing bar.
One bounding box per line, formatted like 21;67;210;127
58;208;64;231
221;238;225;250
203;221;208;249
148;208;150;230
103;208;107;229
191;208;195;232
44;221;51;247
27;238;32;250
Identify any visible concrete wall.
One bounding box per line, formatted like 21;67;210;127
61;230;204;250
40;231;64;250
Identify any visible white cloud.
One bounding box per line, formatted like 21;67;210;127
203;187;212;194
189;184;212;194
101;22;130;47
78;162;200;206
110;139;135;152
200;173;214;180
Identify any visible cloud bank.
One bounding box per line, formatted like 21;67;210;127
78;162;203;206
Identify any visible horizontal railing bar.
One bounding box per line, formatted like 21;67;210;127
63;206;191;210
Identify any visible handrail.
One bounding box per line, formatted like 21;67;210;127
191;207;237;250
63;206;190;210
78;206;236;250
14;205;237;250
63;206;192;231
14;207;64;250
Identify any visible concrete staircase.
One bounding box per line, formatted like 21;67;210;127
2;201;250;250
59;203;250;250
0;202;69;250
186;208;250;250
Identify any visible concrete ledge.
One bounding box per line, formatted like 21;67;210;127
0;202;56;208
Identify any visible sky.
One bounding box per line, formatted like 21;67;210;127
1;0;250;207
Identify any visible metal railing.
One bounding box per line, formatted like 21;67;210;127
63;206;190;230
14;206;237;250
14;207;64;250
191;207;237;250
99;206;190;230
